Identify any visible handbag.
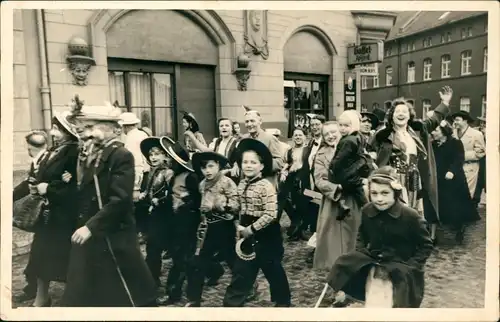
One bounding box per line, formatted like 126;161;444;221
13;193;48;232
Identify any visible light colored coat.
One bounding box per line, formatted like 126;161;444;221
312;145;362;270
124;127;150;191
454;126;486;197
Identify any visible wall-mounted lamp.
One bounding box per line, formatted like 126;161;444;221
234;54;252;91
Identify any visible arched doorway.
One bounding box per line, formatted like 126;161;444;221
283;26;336;137
91;9;234;141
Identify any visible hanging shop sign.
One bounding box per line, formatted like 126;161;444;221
347;41;384;66
344;71;357;110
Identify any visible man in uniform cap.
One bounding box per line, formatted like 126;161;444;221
451;110;486;208
62;100;157;307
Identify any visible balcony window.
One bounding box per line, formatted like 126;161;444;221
407;62;415;83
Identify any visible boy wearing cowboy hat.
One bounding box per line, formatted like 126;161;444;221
156;138;202;306
223;138;291;307
61;101;157;307
184;151;240;307
451;110;486;207
139;136;174;288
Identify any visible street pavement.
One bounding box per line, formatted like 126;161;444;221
10;207;486;308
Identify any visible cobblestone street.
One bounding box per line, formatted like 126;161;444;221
10;207;486;308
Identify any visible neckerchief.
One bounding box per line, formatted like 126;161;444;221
203;171;223;192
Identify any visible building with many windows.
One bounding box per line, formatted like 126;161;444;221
12;9;396;169
360;11;488;120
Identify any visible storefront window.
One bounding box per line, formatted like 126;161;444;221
284;76;328;137
108;71;175;137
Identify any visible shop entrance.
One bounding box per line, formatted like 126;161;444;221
284;73;329;137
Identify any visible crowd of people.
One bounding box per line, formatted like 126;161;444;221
12;85;486;308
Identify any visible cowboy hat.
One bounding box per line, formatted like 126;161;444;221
235;237;256;261
360;112;380;130
160;136;193;172
477;116;486;122
451;110;474;122
236;138;273;177
192;151;229;174
140;136;166;162
52;111;79;138
73;102;122;122
181;111;200;132
119;112;141;126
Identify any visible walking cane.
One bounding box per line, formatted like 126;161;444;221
94;174;137;307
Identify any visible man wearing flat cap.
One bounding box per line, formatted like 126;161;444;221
451;110;486;208
61;101;157;307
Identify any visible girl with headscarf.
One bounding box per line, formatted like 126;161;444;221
182;111;207;157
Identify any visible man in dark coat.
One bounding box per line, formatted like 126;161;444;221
61;102;157;307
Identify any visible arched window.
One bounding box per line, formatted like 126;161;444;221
441;55;451;78
385;66;393;86
423;58;432;81
407;62;415;83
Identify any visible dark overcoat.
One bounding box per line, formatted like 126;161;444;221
432;137;480;225
24;142;79;282
61;141;157;307
368;102;450;222
327;201;434;308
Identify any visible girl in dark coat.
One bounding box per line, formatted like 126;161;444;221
326;166;434;308
431;120;480;243
25;111;79;306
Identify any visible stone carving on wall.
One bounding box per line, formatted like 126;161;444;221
234;54;252;91
66;37;96;86
244;10;269;60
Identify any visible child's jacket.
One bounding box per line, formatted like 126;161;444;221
199;173;239;223
326;201;433;308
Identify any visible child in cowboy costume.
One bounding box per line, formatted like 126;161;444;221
223;138;291;307
185;151;240;307
139;136;174;288
156;138;201;306
325;166;433;308
61;102;157;307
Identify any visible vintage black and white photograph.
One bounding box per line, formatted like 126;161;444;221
2;1;499;321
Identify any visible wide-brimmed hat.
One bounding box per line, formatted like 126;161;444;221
451;110;474;122
160;136;193;172
192;151;229;174
72;102;122;122
53;111;78;138
140;136;166;161
477;116;486;123
181;111;200;132
360;112;380;130
236;138;273;177
119;112;141;126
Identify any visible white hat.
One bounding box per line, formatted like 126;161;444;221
53;111;78;138
265;128;281;137
73;101;122;122
119;112;141;126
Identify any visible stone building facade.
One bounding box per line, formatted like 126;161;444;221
13;9;395;170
